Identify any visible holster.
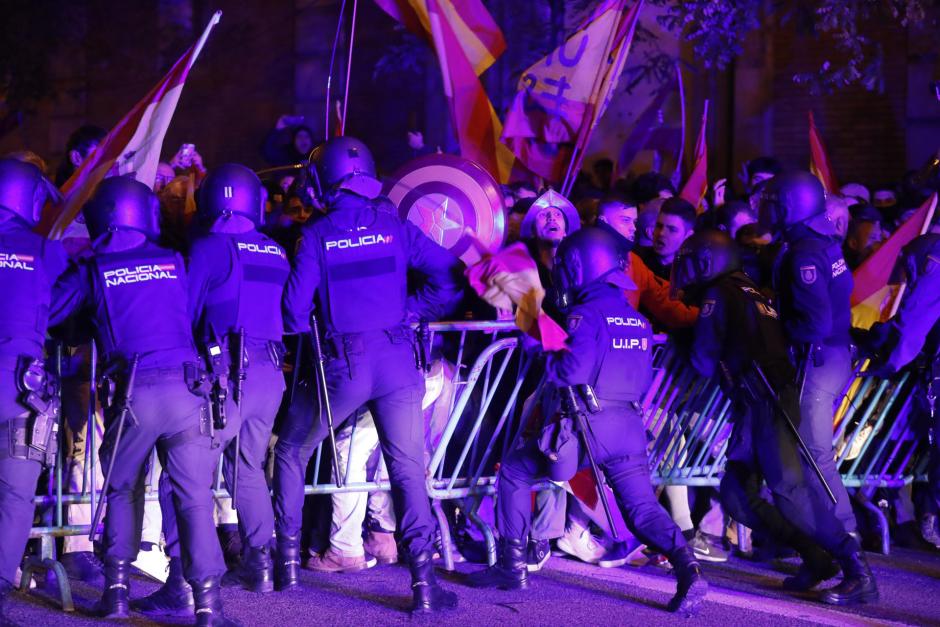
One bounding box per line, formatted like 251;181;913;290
6;357;61;467
98;363;139;428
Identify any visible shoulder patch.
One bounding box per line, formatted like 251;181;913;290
799;265;817;285
566;314;583;332
700;299;716;318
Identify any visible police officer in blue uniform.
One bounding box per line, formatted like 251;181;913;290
864;234;940;547
134;164;289;617
760;171;857;535
468;227;707;617
274;137;464;613
0;158;68;622
673;229;877;605
48;177;236;626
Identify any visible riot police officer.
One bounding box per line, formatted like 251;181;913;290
134;164;289;617
468;227;708;617
760;171;858;535
673;229;877;605
48;177;235;626
274;137;463;613
864;234;940;548
0;158;68;621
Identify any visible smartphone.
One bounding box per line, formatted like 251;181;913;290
180;143;195;161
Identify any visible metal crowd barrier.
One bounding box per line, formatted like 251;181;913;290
18;324;935;611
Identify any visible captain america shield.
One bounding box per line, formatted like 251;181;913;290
384;154;506;265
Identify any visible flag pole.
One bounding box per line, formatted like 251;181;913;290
671;60;686;188
325;0;349;140
560;1;629;197
340;0;359;136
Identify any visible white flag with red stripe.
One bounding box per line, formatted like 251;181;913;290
38;11;221;240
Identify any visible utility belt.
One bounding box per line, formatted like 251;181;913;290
0;356;61;467
322;325;416;378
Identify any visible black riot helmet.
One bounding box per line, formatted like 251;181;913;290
892;233;940;285
0;158;60;227
554;227;629;306
308;136;382;202
759;170;832;238
197;163;266;227
670;229;741;305
82;176;160;241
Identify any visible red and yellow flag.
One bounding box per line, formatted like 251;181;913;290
376;0;512;181
38;12;221;240
850;192;937;328
501;0;643;184
809;110;839;194
679;100;708;211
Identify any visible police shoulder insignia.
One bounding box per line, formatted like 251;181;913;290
700;299;716;318
566;315;582;332
799;265;817;285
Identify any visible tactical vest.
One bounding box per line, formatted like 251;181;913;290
92;244;194;360
315;208;408;334
590;296;654;402
0;229;52;349
200;232;289;341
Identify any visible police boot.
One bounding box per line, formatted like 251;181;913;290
409;551;458;615
273;535;300;592
820;551;878;605
131;556;194;617
190;576;240;626
667;546;708;616
466;538;528;590
782;540;840;592
223;545;273;593
94;557;130;619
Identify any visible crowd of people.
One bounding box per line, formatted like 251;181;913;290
0;113;938;626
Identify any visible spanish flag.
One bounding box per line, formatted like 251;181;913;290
376;0;512;181
809;110;839;194
679;100;708;211
38;12;221;240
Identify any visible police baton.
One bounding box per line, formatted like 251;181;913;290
750;360;837;504
561;386;620;541
309;314;343;487
230;328;247;509
89;353;140;541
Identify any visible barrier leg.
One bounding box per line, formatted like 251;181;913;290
467;506;497;567
20;534;74;612
431;500;455;572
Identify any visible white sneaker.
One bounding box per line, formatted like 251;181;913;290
555;525;607;564
132;544;170;583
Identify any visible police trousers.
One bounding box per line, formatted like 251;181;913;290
273;330;434;557
497;405;686;558
0;365;41;586
799;344;856;532
719;390;859;561
101;369;225;582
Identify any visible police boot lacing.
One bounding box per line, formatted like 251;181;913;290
95;557;131;619
667;546;708;616
466;538;529;591
409;551;458;614
821;551;878;605
191;576;240;627
223;545;274;593
273;534;301;592
131;556;194;616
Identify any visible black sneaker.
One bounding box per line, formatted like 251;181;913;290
526;539;550;572
60;551;105;585
687;530;728;563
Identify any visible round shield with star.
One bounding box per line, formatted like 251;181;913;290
384;154;506;265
